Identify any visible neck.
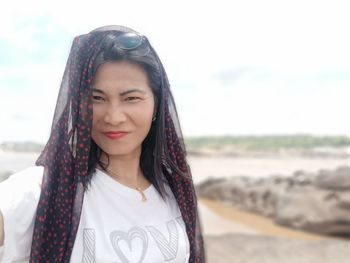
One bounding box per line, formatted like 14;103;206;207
99;150;144;186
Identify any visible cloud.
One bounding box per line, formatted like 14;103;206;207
213;68;250;86
1;0;350;142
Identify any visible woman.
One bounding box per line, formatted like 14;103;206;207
0;25;206;262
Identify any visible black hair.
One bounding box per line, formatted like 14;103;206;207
85;30;169;200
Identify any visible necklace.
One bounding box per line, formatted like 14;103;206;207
105;167;147;202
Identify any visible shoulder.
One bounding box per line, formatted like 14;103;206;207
0;166;44;214
0;166;44;196
0;166;44;262
4;166;44;183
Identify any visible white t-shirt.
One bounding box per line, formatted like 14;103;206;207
0;166;190;263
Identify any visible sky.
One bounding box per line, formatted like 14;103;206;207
0;0;350;144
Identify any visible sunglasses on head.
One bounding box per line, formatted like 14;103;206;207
114;32;150;57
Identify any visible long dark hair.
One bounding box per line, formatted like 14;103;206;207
85;29;170;200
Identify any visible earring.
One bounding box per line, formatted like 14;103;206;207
152;116;156;122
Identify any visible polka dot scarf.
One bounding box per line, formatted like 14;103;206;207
30;26;205;262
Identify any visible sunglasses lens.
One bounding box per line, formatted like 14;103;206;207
117;33;142;50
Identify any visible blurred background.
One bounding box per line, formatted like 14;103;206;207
1;0;350;262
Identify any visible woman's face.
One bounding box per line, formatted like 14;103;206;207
91;61;155;158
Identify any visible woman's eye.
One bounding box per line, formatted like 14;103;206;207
125;96;140;102
92;95;105;101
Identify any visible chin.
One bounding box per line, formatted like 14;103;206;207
98;142;142;157
92;132;146;156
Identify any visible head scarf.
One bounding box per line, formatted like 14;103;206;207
31;25;205;262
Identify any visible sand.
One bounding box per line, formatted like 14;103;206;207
198;200;262;236
198;198;345;241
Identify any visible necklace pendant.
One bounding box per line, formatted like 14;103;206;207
136;187;147;202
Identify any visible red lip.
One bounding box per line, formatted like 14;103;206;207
104;131;129;140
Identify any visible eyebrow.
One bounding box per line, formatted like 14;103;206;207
92;88;146;96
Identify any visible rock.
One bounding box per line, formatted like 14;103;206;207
315;166;350;190
275;186;350;235
196;165;350;236
197;175;287;218
292;169;316;185
204;234;350;263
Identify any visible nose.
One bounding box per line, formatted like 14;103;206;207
103;103;127;125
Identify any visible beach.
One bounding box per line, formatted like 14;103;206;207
198;198;350;263
2;151;350;237
2;151;350;262
198;198;341;241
